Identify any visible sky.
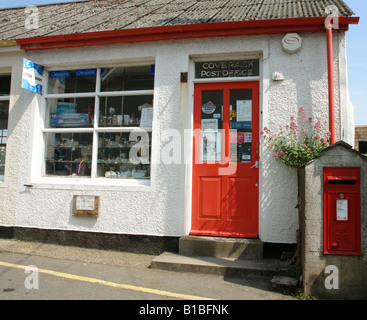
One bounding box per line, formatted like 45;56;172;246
0;0;366;125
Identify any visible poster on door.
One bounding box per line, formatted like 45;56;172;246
236;100;252;121
201;131;222;163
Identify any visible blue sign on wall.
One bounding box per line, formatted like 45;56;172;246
21;58;44;94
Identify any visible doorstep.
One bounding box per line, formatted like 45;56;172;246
178;235;263;260
150;252;289;278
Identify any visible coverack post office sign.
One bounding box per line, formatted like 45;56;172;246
195;59;260;78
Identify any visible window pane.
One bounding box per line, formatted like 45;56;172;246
99;95;153;127
46;98;95;128
0;93;9;181
0;146;5;180
47;69;96;94
201;90;223;163
97;131;151;179
100;66;154;92
45;132;93;177
0;75;11;96
229;89;252;163
0;101;9;129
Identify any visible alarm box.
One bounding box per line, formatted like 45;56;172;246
323;167;361;255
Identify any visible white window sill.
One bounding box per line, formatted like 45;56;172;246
27;176;151;192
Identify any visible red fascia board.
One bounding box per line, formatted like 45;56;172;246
16;16;360;51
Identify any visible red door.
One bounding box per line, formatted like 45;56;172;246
191;82;259;238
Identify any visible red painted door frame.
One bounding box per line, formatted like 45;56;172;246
191;81;259;238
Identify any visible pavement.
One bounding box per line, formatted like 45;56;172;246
0;239;299;301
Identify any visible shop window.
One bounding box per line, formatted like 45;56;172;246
0;74;11;182
43;65;154;180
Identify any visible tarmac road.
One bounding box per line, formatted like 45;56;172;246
0;239;298;303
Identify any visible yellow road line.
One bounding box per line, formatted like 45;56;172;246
0;260;214;300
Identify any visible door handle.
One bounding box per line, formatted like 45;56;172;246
250;161;259;169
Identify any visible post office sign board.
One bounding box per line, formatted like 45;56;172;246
195;59;260;79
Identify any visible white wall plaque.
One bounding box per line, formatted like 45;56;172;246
73;195;100;217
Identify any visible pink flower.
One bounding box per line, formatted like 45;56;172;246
298;107;307;118
278;150;284;156
320;138;326;143
260;131;264;135
274;154;278;158
290;120;298;131
326;131;331;137
314;135;319;140
314;120;322;130
302;130;306;134
302;144;307;148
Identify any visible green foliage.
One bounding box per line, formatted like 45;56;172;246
261;107;331;168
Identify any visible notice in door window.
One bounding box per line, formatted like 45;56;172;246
336;199;348;221
236;100;252;122
201;119;218;132
201;131;221;163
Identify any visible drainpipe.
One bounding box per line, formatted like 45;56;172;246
326;27;336;145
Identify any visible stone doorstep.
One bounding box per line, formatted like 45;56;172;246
179;236;264;260
150;252;289;278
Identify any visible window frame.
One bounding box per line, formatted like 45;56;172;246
41;64;154;184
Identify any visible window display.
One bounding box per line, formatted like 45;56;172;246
45;133;93;176
99;95;153;128
48;69;96;94
43;64;154;179
97;132;151;179
46;98;95;128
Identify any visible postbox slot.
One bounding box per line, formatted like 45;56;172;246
327;176;357;185
328;180;356;185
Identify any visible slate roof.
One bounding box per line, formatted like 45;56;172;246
0;0;355;41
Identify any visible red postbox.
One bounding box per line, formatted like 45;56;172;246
323;167;361;255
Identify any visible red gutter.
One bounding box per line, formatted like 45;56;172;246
15;16;359;51
326;27;336;145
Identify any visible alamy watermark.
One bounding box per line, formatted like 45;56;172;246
325;5;340;30
25;5;39;30
325;265;339;290
24;265;39;290
127;128;239;176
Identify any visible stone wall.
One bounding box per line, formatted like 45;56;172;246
299;141;367;299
